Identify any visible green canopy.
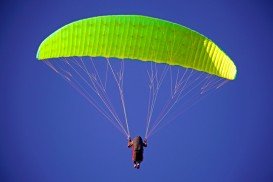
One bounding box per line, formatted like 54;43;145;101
37;15;237;80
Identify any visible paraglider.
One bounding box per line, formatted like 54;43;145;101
128;136;147;169
36;15;237;168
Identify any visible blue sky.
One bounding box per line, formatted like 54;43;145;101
1;0;273;182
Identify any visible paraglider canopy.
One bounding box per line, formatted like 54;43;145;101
37;15;237;80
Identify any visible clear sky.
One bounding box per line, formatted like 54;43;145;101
1;0;273;182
